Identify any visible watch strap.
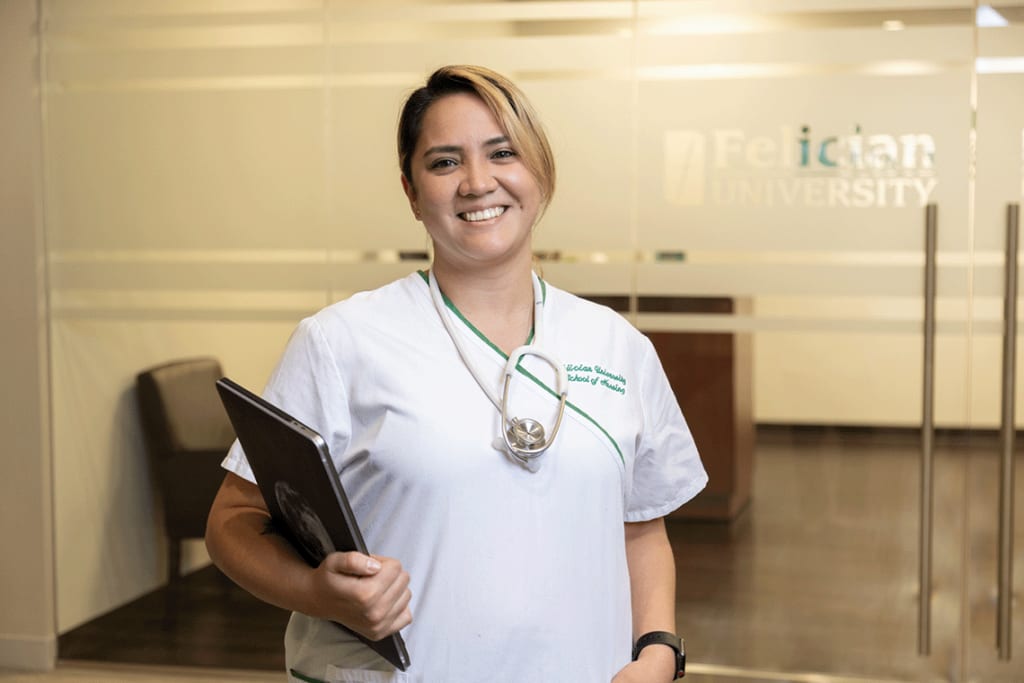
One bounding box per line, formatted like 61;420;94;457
632;630;685;679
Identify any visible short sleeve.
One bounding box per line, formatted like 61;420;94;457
221;316;352;483
624;336;708;522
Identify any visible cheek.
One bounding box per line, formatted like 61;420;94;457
509;170;543;205
414;173;451;201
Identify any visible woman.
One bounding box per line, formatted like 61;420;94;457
206;65;707;683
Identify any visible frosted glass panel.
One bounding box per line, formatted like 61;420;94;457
46;90;327;251
43;3;1011;670
44;3;332;314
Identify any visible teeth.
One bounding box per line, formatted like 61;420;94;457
461;206;505;222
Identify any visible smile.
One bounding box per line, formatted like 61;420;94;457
459;206;506;222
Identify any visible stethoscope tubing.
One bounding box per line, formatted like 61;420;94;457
500;345;568;460
428;271;568;464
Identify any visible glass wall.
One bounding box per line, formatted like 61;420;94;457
42;1;1024;679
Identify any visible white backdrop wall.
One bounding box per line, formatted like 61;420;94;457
37;0;1023;636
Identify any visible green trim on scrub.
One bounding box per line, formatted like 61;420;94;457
289;668;327;683
419;270;625;465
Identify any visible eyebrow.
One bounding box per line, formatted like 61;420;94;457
422;136;509;158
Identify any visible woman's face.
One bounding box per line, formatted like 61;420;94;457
402;92;542;275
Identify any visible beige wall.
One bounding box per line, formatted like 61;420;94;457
0;0;57;671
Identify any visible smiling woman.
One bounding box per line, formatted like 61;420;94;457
394;66;556;351
203;64;706;683
401;92;544;288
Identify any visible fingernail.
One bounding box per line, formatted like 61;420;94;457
367;558;382;572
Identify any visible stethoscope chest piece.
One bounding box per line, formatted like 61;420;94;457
500;345;568;466
507;416;546;450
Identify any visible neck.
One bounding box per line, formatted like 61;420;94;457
430;261;536;354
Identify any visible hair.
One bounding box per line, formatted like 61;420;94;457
397;65;556;209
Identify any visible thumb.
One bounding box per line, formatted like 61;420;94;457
324;551;382;577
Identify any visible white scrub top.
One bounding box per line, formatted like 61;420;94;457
223;271;707;683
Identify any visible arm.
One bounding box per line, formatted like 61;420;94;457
611;517;678;683
205;472;412;640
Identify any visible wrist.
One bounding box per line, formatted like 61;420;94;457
635;643;677;681
632;631;685;680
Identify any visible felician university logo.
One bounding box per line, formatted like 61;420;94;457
665;125;937;209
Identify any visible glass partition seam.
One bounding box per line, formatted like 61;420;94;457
957;6;980;679
52;248;1012;265
45;25;326;52
38;0;61;643
49;257;1001;296
41;306;992;334
47;265;1003;303
44;5;639;51
326;1;635;23
631;313;974;335
45;1;324;20
628;0;639;325
688;661;914;683
48;249;412;263
637;3;974;30
321;0;333;308
45;55;973;91
636;61;970;81
50;30;639;53
47;309;318;322
45;70;638;93
43;8;325;26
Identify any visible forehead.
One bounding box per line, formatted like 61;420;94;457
416;92;506;149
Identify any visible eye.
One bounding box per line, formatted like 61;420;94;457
492;148;517;160
429;158;457;171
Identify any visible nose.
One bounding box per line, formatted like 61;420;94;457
458;158;497;197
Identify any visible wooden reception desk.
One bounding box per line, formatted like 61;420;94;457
584;295;754;522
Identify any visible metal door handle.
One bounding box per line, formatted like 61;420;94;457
919;202;938;656
998;202;1020;660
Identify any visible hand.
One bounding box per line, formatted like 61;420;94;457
611;645;676;683
305;551;412;641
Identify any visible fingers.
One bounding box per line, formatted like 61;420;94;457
360;563;412;639
360;584;412;640
315;552;412;640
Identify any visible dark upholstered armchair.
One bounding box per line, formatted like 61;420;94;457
136;357;234;582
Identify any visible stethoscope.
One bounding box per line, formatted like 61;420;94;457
428;271;568;471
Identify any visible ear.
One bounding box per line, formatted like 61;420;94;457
401;174;421;220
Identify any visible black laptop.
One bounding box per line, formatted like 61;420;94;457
215;377;410;672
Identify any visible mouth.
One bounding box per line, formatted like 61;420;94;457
458;206;507;222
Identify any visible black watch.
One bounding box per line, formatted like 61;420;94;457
632;631;685;679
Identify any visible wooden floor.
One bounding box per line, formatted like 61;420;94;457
0;663;282;683
55;427;1024;682
58;566;289;671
